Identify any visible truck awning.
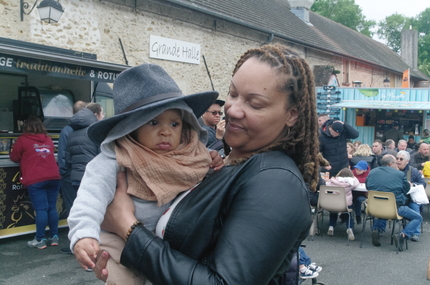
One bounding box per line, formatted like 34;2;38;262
332;100;430;110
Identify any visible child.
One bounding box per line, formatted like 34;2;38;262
325;168;359;241
351;160;369;224
67;63;219;284
298;246;322;279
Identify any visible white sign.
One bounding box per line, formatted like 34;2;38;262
149;35;200;65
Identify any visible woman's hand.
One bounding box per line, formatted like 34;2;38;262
101;168;137;240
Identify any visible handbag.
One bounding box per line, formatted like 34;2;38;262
407;184;429;205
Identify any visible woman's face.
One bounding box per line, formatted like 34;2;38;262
224;57;298;158
347;144;353;154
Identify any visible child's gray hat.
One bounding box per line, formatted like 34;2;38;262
88;63;219;145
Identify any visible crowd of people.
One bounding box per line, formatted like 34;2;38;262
317;112;429;252
12;42;430;284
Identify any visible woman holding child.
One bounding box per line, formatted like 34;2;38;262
93;44;320;284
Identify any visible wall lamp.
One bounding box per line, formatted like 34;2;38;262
383;78;390;87
20;0;64;23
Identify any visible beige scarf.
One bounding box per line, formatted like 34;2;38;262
115;131;211;205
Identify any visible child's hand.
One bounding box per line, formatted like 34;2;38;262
74;238;100;270
209;150;224;171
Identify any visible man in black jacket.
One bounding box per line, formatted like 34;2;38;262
319;119;359;177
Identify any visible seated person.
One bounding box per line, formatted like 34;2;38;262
351;160;369;224
325;168;359;241
396;150;425;242
423;161;430;178
366;154;422;251
298;246;322;280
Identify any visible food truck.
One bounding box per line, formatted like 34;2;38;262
0;37;128;238
316;86;430;145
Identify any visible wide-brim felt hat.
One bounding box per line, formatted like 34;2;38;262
88;63;219;145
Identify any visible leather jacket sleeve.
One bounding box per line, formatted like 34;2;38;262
121;167;311;285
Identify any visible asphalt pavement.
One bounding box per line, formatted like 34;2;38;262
1;209;430;285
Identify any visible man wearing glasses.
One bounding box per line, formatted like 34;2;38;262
201;99;225;147
396;150;425;242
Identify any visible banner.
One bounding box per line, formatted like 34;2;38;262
402;68;410;88
0;166;68;239
0;53;121;83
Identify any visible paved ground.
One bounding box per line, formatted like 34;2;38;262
1;209;430;285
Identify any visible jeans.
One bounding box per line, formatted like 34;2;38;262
298;247;311;266
372;205;422;239
27;179;60;240
353;195;367;220
408;201;422;236
329;206;354;229
60;174;77;216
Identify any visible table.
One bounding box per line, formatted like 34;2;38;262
354;183;368;192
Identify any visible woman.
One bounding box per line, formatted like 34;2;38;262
349;144;377;169
10;116;61;249
95;44;320;284
347;142;355;160
353;140;361;150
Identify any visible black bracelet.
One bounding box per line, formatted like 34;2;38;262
125;220;144;242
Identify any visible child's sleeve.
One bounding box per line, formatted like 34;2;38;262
67;153;119;252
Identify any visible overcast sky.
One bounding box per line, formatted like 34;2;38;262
355;0;429;22
354;0;429;42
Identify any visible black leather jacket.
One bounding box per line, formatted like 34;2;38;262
121;151;312;285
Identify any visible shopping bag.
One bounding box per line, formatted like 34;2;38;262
407;184;429;205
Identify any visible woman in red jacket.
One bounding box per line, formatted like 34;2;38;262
10;116;61;249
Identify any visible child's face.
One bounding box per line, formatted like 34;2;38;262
134;109;183;154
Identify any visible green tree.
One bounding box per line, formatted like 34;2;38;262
376;14;411;53
311;0;376;37
377;8;430;76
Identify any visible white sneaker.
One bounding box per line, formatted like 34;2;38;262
308;263;322;273
347;228;355;241
300;267;319;279
327;226;334;236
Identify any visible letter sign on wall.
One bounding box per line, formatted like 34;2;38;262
149;35;200;65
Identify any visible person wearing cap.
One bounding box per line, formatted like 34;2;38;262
351;160;370;224
201;99;225;148
319;119;359;177
382;122;404;143
67;63;222;284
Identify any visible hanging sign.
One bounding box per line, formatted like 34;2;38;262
149;35;200;64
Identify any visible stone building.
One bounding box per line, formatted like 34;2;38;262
1;0;427;103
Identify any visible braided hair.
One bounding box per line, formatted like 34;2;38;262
229;44;320;191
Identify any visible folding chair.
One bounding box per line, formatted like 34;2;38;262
317;186;353;245
359;190;407;253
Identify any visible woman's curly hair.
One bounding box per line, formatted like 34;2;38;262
226;44;320;191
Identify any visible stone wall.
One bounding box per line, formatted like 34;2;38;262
0;0;402;100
